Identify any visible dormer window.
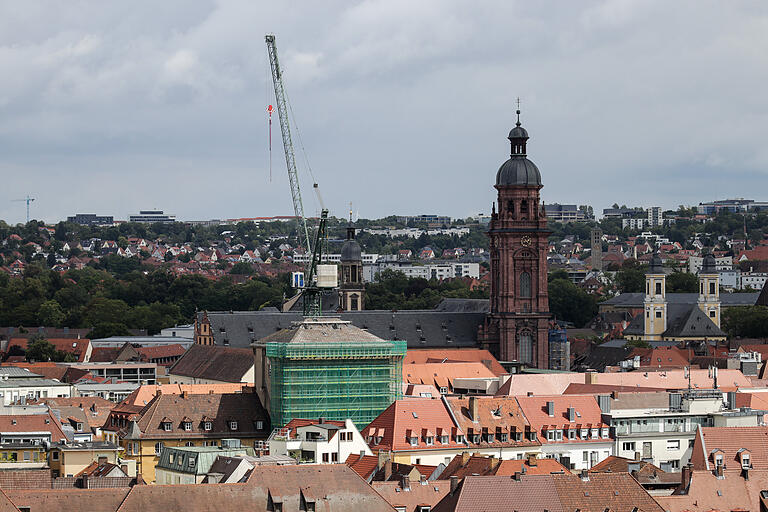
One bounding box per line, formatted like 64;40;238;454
163;421;172;432
409;436;418;446
742;453;751;469
229;421;238;431
439;434;449;444
204;421;212;431
456;435;465;444
425;436;434;446
183;421;192;432
715;453;724;467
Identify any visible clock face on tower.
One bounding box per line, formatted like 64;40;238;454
521;235;532;247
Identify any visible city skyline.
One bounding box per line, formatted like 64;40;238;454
1;1;767;224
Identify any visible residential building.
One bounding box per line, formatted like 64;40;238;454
438;452;569;479
48;442;122;478
345;452;443;482
602;206;646;219
396;214;452;226
0;377;72;405
267;418;371;463
742;270;768;290
604;390;763;472
154;441;250;484
112;390;269;482
363;398;468;466
253;317;406;427
648;206;663;227
128;210;176;223
690;425;768;473
622;217;649;230
66;214;114;226
697;198;768;215
63;362;157;385
442;396;541;461
590;455;681;494
168;345;254;385
515;395;612;470
403;362;498;395
688;254;732;274
202;453;295;483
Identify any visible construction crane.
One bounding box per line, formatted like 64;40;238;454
265;34;312;254
11;196;35;223
266;34;336;316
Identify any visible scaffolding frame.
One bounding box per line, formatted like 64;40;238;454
268;340;406;428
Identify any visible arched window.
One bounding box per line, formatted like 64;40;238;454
520;200;528;220
518;332;533;365
507;201;515;218
520;272;532;298
350;294;359;311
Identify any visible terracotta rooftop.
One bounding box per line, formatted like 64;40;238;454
690;426;768;471
403;362;497;390
0;410;67;442
404;349;506;376
363;398;464;452
495;373;583;396
656;468;768;512
345;454;439;482
7;338;91;362
117;383;249;408
439;453;567;480
372;478;452;512
443;396;538;449
515;395;606;441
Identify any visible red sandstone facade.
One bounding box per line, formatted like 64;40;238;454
482;114;551;368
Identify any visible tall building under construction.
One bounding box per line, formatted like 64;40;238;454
253;317;406;428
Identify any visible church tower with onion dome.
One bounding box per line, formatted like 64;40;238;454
483;108;551;367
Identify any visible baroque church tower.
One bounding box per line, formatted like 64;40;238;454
338;217;364;311
484;109;551;367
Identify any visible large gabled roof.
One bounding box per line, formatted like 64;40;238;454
169;344;253;382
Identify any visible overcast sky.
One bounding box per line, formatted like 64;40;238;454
1;1;767;224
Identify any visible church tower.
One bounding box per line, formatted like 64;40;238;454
339;220;364;311
697;253;721;328
643;253;667;340
485;109;551;367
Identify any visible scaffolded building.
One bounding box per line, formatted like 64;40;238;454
254;317;406;428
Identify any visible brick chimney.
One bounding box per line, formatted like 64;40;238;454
469;396;479;422
449;476;459;494
461;452;471;466
377;450;388;470
385;459;393;480
585;371;597;385
489;455;500;470
527;454;537;467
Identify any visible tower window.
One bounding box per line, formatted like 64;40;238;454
520;200;529;220
655;282;662;295
656;311;662;318
520;272;532;298
709;282;715;295
518;332;533;365
507;200;515;217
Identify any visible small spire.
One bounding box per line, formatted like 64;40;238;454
349;201;353;224
516;97;521;127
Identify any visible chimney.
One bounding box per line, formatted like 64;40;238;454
461;452;471;466
489;455;500;470
420;474;426;484
385;459;393;480
527;454;537;467
377;450;388;470
527;391;534;397
181;391;187;399
449;476;459;495
359;450;366;462
580;469;589;481
512;472;522;481
469;396;479;422
155;389;162;397
98;456;107;465
567;407;575;422
401;474;410;491
547;401;555;417
319;417;325;424
585;371;598;384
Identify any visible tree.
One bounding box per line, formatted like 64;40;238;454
615;265;646;293
230;262;255;275
666;272;698;293
25;336;57;362
548;277;598;328
722;306;768;338
625;338;651;349
37;300;65;327
86;322;132;339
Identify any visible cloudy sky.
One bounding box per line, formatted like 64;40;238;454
1;1;767;224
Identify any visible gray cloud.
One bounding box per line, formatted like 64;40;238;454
0;0;767;224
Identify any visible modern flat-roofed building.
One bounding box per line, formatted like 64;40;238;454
66;213;115;226
128;210;176;223
544;203;588;223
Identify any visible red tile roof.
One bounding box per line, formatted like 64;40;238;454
0;411;67;442
403;362;496;390
443;396;539;449
515;395;606;444
363;398;464;452
404;349;506;376
439;453;567;480
690;426;768;471
7;338;90;362
656;468;768;512
629;346;691;368
372;479;452;512
280;418;346;439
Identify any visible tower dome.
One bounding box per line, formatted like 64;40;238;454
495;109;542;187
340;225;361;262
701;253;717;274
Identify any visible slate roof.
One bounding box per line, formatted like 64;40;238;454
623;303;726;338
197;299;485;349
602;292;760;308
169;344;253;382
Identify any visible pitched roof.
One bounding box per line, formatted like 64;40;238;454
403;349;506;376
0;411;67;442
443;397;538;449
439;454;567;480
403;363;497;390
590;455;680;485
7;338;91;361
0;469;53;490
372;479;452;511
494;373;584;396
551;472;664;512
169;345;253;382
656;468;768;512
690;426;768;471
629;346;691;368
515;395;605;439
4;488;130;512
433;474;563;512
125;391;268;440
603;292;760;308
363;398;463;452
1;363;67;381
116;383;249;408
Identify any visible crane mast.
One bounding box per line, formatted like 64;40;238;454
265;34;312;253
